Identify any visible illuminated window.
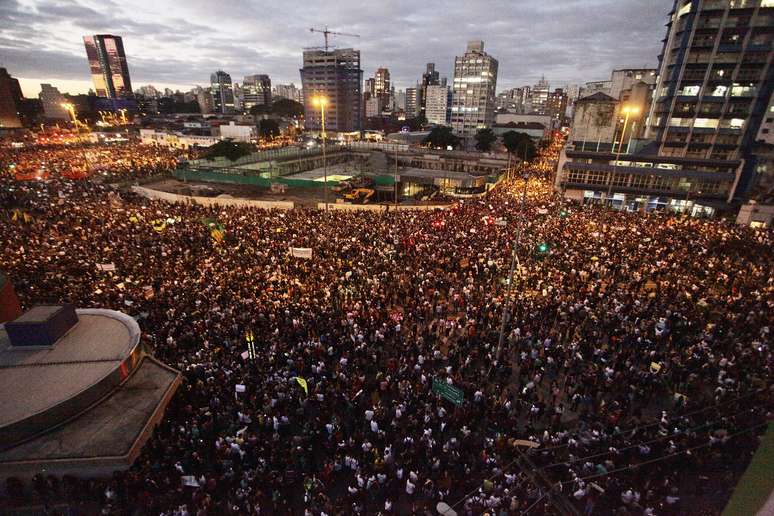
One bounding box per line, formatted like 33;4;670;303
710;85;728;97
694;118;719;128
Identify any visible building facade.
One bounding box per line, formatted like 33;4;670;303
450;40;499;140
374;68;390;103
405;87;421;119
425;84;450;125
274;83;302;103
0;68;23;128
300;48;362;133
242;74;272;111
39;84;70;120
210;71;235;114
645;0;773;198
83;34;133;99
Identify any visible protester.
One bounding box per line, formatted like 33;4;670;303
0;137;771;515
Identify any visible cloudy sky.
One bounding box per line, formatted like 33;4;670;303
3;0;674;98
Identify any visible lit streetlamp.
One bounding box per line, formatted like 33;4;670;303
312;96;329;210
606;104;640;206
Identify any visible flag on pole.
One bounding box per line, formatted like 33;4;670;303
295;377;308;395
245;329;256;359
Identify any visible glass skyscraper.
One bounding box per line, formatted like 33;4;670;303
83;34;133;99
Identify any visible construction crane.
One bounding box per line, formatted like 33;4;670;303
309;26;360;51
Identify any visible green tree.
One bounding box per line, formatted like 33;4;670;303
501;131;537;161
423;126;460;149
271;98;304;118
474;128;497;152
258;119;280;139
249;104;270;116
204;140;255;161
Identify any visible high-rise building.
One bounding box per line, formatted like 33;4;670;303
83;34;133;98
405;87;421;119
530;76;550;115
546;88;569;123
0;68;23;128
365;78;376;98
557;0;774;216
300;48;362;133
425;84;450;126
210;71;235;114
374;68;391;102
450;40;499;139
135;85;160;98
274;83;302;103
243;75;272;111
39;84;70;120
365;96;383;118
196;89;214;114
421;63;440;115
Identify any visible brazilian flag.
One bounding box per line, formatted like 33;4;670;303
151;219;166;232
202;217;225;243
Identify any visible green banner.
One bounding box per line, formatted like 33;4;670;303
432;378;464;406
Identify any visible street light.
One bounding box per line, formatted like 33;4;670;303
606;104;640;207
312;95;329;210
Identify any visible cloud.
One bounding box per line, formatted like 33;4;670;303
2;0;672;97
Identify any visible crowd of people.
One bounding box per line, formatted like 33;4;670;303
0;137;772;515
0;142;187;182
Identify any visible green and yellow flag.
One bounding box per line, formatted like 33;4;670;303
202;217;225;243
151;219;166;232
295;377;308;395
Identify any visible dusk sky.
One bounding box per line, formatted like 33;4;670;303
2;0;673;98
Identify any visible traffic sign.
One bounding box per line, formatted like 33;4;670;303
432;378;464;406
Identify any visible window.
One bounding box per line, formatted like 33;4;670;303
731;84;756;97
693;118;718;129
709;85;728;97
677;85;701;96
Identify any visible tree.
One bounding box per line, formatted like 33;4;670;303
249;104;271;116
258;119;280;140
423;126;460;149
271;98;304;118
204;140;255;161
501;131;537;161
474;128;497;152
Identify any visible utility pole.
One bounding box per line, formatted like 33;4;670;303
495;172;528;364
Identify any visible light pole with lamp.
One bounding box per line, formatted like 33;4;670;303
606;104;639;207
312;96;329;210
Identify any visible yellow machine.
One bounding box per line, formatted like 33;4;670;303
343;188;375;204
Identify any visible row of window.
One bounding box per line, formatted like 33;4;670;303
563;168;728;194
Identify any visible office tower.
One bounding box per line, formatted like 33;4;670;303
420;63;440;114
450;40;499;139
233;83;243;112
135;85;160;98
546;88;569;122
425;84;450;125
0;68;23;128
646;0;773;192
557;0;774;216
210;71;235;114
243;74;272;111
83;34;133;98
530;76;550;115
365;78;376;98
374;68;391;102
405;87;421;118
39;84;70;120
365;96;383;118
301;48;362;132
394;89;406;111
274;83;303;103
196;89;214;114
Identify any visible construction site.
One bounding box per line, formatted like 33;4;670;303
163;142;512;207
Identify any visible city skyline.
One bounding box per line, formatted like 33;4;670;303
3;0;669;98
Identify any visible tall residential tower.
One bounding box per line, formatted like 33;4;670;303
450;40;498;140
300;48;362;132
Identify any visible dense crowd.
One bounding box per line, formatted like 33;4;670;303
0;142;186;182
0;138;772;515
